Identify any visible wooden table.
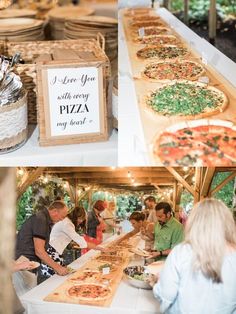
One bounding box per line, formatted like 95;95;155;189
119;7;236;166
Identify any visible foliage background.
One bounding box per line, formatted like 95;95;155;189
17;172;235;229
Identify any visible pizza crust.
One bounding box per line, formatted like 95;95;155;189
141;60;205;83
143;80;228;120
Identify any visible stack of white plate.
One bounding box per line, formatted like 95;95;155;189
48;6;95;40
65;15;118;60
0;18;45;41
0;9;37;19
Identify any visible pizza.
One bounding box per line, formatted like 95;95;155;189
125;8;153;17
95;255;124;264
136;45;188;61
135;34;179;45
145;81;227;119
67;283;111;301
69;270;100;283
131;15;161;23
131;20;165;28
154;120;236;166
135;26;171;36
142;60;205;82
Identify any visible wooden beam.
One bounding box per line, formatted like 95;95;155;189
166;167;195;195
49;171;178;179
210;172;236;196
153;184;173;207
0;168;16;314
50;177;176;184
17;167;45;199
200;167;215;198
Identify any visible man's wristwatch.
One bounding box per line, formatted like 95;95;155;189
159;251;163;257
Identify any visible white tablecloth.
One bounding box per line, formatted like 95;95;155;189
118;7;236;166
20;235;160;314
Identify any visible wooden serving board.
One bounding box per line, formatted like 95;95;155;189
44;234;139;307
121;9;236;165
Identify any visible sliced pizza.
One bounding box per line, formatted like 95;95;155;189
135;34;179;45
68;270;100;283
141;60;205;82
67;283;111;301
136;26;171;36
131;15;161;23
124;7;154;17
131;20;166;28
95;255;124;264
136;45;189;61
145;81;227;119
154;120;236;166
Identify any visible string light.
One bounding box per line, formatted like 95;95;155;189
183;167;189;172
127;171;131;178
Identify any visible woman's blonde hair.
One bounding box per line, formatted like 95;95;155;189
185;198;236;283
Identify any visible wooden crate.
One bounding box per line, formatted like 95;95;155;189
36;48;112;146
0;38;110;124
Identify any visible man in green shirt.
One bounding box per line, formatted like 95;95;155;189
148;202;184;261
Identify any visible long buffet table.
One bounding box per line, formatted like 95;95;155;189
20;234;160;314
119;7;236;166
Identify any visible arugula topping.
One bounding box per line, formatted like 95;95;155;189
147;82;223;116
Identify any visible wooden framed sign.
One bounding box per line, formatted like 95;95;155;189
37;59;110;146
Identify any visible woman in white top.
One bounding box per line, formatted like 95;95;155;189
41;207;103;277
152;198;236;314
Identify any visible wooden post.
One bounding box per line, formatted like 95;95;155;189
163;0;169;9
194;167;203;204
209;0;216;45
200;167;215;198
75;179;78;207
184;0;189;25
0;168;16;314
173;181;177;212
88;188;93;211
